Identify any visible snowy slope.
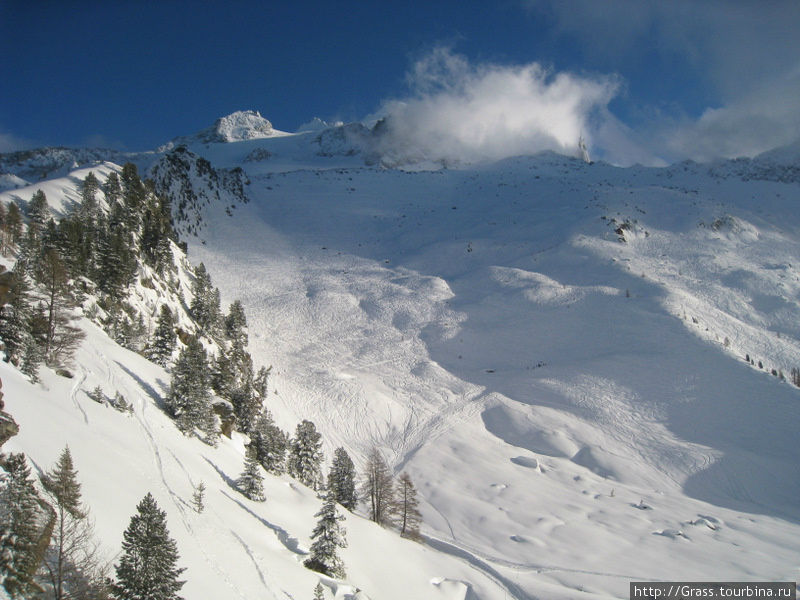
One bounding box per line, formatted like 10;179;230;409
1;118;800;599
182;146;800;597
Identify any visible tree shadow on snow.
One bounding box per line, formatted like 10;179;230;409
219;489;305;556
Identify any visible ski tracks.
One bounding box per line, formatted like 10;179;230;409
69;366;89;424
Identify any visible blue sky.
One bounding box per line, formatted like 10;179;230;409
1;0;799;164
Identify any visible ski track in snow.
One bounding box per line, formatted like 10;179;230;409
229;529;281;599
424;536;538;600
69;366;89;424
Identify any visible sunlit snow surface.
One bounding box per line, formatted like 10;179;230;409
3;136;800;598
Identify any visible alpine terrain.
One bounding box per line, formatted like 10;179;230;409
0;110;798;599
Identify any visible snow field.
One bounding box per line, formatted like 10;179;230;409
3;135;800;598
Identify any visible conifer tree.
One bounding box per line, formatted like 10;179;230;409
209;348;233;400
396;472;422;541
253;365;269;401
0;453;43;599
103;172;121;206
248;409;288;475
287;420;324;490
328;448;358;511
141;192;173;274
146;305;176;368
189;264;217;335
112;493;185;600
191;483;205;514
224;300;248;345
237;447;266;502
120;163;145;232
313;582;325;600
20;335;43;383
2;202;23;254
360;446;395;526
95;216;137;300
27;190;50;232
40;446;108;600
0;268;33;365
80;172;100;220
166;336;216;443
35;249;85;366
303;491;347;579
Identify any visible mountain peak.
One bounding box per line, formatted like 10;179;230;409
204;110;274;143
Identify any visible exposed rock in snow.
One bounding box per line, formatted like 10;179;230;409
201;110;275;143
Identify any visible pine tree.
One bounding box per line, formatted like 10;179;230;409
95;216;137;301
191;483;205;514
328;448;358;511
303;491;347;579
0;268;33;365
35;249;85;367
2;203;23;254
0;453;43;599
80;172;100;218
313;582;325;600
40;446;108;600
287;420;324;490
27;190;50;232
103;172;122;206
120;163;145;232
141;192;174;274
360;446;395;526
248;409;288;475
146;306;176;368
112;493;185;600
237;447;266;502
396;472;422;541
20;335;43;383
189;264;217;335
224;300;248;345
166;337;216;443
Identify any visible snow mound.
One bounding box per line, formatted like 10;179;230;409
429;577;474;600
0;173;28;192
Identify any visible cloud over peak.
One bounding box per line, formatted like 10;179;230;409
376;48;619;165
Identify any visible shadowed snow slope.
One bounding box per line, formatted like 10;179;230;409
3;136;800;598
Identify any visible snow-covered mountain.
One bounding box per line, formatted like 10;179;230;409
1;113;800;599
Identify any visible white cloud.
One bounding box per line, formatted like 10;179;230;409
375;47;621;165
524;0;800;161
665;69;800;161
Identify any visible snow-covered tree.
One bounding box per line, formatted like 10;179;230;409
27;190;50;232
189;264;220;336
40;446;109;600
166;336;216;443
112;493;185;600
80;172;100;220
303;491;347;579
237;447;266;502
396;472;422;541
0;453;43;599
191;483;205;514
249;409;288;475
361;446;395;526
313;581;325;600
0;269;33;365
146;305;176;368
288;420;324;491
327;448;358;511
224;300;248;345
